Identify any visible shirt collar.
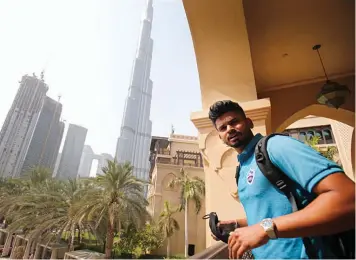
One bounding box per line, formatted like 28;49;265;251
237;133;263;164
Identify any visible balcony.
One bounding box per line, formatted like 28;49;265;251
156;150;203;168
157;148;170;155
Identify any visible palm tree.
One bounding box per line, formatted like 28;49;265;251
0;170;96;256
76;160;150;258
158;201;180;258
0;176;89;253
0;166;52;227
25;166;52;185
167;168;205;258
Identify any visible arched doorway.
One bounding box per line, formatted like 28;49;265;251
277;105;355;180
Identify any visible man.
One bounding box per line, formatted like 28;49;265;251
208;100;355;259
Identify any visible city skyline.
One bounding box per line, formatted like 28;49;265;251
0;71;124;178
0;0;202;158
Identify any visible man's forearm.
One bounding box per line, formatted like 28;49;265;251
273;190;355;238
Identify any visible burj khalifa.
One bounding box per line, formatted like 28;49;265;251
115;0;154;185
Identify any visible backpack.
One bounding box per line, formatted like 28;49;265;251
240;133;355;259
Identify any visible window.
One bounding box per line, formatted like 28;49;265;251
290;132;298;140
315;130;323;144
306;131;314;140
323;129;333;144
299;132;306;142
286;125;334;145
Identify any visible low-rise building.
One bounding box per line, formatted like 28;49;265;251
147;134;205;257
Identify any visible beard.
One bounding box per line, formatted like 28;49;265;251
225;130;245;148
229;139;245;148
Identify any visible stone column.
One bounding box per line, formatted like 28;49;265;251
34;244;41;259
23;239;32;259
191;98;271;248
9;235;20;259
2;233;13;257
51;247;58;259
183;0;258;109
0;230;5;245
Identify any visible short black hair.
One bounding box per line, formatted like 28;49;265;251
208;100;246;125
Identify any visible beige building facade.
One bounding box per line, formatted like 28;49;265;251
181;0;355;248
147;134;206;257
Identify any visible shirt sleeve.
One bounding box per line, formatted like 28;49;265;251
266;135;344;193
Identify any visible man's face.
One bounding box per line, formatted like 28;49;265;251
215;111;253;149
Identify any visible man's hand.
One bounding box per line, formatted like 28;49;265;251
211;219;247;241
228;224;269;259
211;220;236;241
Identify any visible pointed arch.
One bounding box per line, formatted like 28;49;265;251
276;104;355;133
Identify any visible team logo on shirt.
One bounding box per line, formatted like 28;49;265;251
247;168;255;185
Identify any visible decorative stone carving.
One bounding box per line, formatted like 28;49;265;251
162;172;179;192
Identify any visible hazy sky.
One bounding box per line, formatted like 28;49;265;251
0;0;202;156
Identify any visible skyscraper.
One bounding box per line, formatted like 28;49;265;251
53;152;61;177
57;124;87;179
78;146;114;178
96;153;114;176
115;0;154;183
21;96;64;175
77;145;95;178
0;74;48;177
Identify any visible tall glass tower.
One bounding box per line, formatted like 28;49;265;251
115;0;154;187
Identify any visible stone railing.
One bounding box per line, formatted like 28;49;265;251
189;241;228;259
157;148;170;155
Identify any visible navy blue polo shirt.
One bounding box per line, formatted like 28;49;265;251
237;133;344;259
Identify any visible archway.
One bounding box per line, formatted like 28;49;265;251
277;104;355;180
276;104;355;133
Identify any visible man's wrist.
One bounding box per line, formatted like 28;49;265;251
260;218;278;239
235;218;248;227
235;219;239;227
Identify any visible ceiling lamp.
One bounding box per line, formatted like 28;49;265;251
313;44;350;109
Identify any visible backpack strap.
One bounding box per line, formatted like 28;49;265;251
254;133;298;212
254;133;318;259
235;165;241;180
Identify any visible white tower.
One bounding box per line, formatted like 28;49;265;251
115;0;154;185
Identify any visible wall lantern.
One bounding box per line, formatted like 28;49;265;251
313;44;350;109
